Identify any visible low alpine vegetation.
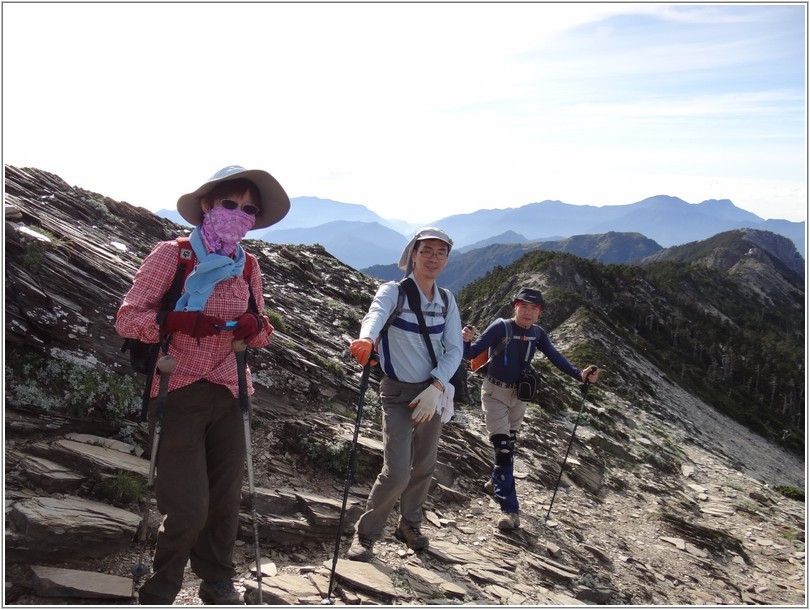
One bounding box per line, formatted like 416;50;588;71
5;347;141;419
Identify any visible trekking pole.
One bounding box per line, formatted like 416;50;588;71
322;356;375;605
233;339;263;605
545;366;597;521
132;353;176;579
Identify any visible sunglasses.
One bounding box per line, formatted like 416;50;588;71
217;199;259;216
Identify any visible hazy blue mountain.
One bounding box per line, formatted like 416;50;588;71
155;194;804;269
156;195;415;241
429;195;804;255
363;231;663;293
265;196;408;233
257;220;408;270
456;230;533;254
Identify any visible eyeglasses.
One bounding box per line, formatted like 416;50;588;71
417;247;449;260
217;199;259;216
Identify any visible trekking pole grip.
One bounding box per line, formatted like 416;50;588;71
232;339;247;353
580;365;598;394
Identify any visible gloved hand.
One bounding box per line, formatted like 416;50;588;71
409;384;442;423
233;313;263;341
350;338;374;366
161;311;225;338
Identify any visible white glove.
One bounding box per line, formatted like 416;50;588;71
409;384;442;423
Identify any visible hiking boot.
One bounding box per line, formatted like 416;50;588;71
198;579;243;605
483;479;494;496
497;513;520;530
395;519;429;550
347;535;374;562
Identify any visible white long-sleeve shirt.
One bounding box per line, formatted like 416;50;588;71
360;275;462;387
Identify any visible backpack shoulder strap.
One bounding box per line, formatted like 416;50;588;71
242;253;259;314
400;277;439;367
176;236;194;261
502;318;512;341
438;286;449;316
471;318;511;374
485;318;512;368
399;277;420;310
381;280;407;334
156;238;195;324
493;318;512;354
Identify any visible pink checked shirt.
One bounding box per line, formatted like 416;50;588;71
116;239;271;398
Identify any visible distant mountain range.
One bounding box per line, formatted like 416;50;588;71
155;194;805;270
364;231;665;293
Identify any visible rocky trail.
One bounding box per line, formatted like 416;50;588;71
5;375;805;606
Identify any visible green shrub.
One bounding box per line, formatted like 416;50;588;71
301;436;377;480
96;471;147;505
18;228;60;272
775;485;804;502
265;309;286;333
5;348;141;419
324;359;345;378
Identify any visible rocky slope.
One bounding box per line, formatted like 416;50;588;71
3;165;805;605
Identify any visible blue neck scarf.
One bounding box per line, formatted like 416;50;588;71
174;227;246;312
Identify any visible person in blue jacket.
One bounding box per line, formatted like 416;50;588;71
462;287;598;530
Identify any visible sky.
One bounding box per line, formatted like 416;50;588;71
3;2;807;224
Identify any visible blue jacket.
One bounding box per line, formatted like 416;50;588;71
464;318;580;384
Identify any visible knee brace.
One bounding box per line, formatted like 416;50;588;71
509;430;517;451
491;433;513;468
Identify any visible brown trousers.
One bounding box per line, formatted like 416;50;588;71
138;380;245;605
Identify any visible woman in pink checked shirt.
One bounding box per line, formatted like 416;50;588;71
116;165;289;605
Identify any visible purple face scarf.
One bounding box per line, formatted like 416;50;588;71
200;207;256;256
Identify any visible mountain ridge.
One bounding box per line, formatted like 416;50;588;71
153;193;805;270
365;227;805;296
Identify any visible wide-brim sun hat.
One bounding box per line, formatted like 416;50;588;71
177;165;291;230
398;227;454;275
513;288;545;307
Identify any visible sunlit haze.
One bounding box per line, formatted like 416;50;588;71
3;3;806;224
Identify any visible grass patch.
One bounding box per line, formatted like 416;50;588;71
265;309;286;333
96;471;147;505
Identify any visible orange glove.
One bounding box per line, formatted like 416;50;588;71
350;338;375;366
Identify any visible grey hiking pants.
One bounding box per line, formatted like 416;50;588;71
138;380;245;605
481;378;527;437
354;377;443;541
